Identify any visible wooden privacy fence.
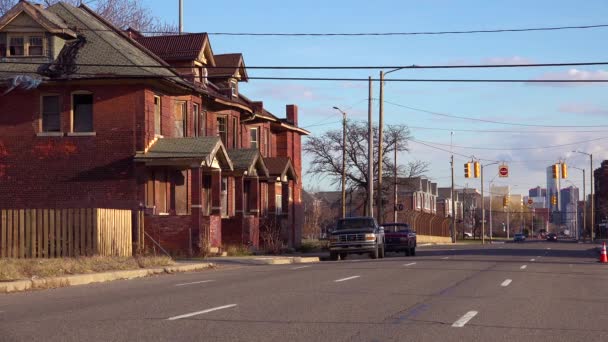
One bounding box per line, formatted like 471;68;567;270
0;208;132;258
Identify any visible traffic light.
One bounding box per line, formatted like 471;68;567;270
552;164;559;179
551;195;557;206
561;163;568;179
464;163;471;178
474;162;481;178
503;195;509;207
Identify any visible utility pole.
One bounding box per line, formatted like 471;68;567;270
393;145;398;222
333;107;347;219
591;153;594;242
451;155;456;243
378;71;384;224
481;164;485;244
367;76;374;218
179;0;183;34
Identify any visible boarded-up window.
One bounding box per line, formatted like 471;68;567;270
145;172;155;208
221;177;228;217
264;128;270;156
9;36;24;56
174;101;187;137
155;170;168;213
203;175;212;216
73;93;93;132
275;195;282;215
172;170;188;214
154;96;161;136
28;36;43;56
41;95;60;132
193;104;199;137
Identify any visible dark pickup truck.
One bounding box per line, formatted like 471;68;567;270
383;223;417;256
329;217;385;260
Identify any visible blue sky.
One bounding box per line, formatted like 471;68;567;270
146;0;608;197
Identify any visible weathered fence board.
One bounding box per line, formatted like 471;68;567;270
0;209;133;258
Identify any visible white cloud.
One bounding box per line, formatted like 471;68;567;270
528;69;608;87
558;103;608;116
480;56;535;65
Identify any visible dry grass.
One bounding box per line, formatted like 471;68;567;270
0;256;175;282
224;245;252;257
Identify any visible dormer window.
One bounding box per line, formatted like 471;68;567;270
6;34;44;57
230;79;237;97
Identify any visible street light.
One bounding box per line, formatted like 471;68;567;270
333;106;347;219
482;162;499;243
572;151;594;242
571;166;585;241
378;67;405;224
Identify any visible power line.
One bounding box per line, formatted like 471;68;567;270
6;23;608;36
1;70;607;83
408;126;608;134
413;136;608;151
384;101;608;127
3;60;608;69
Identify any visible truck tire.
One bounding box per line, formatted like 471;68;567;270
379;245;385;259
410;247;416;256
405;247;411;257
370;246;379;259
339;252;347;260
330;252;339;261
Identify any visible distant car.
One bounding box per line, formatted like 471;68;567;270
329;217;385;260
463;232;473;239
546;233;558;241
513;233;525;242
383;223;417;256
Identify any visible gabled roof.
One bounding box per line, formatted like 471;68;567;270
135;33;215;65
208;53;248;81
135;137;233;170
265;157;297;182
0;1;76;37
227;149;269;177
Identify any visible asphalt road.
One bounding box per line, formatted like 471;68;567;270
1;241;606;342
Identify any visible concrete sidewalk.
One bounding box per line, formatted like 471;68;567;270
0;262;214;294
206;255;321;265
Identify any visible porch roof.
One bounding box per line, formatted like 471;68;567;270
135;136;233;170
265;157;298;183
227;149;269;178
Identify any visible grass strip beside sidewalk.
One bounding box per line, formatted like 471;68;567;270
0;256;174;282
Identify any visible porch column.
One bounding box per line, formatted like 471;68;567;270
268;180;277;215
248;177;260;217
235;175;244;217
282;182;290;216
190;167;202;256
211;169;222;215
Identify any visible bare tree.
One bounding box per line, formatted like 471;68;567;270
304;121;427;212
1;0;177;33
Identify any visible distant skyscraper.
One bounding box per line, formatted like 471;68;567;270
561;186;579;234
529;186;547;198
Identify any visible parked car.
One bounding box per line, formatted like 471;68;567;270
513;233;526;243
383;223;417;256
329;217;385;260
546;233;558;241
463;232;473;239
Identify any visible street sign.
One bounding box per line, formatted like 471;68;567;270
528;198;533;205
499;164;509;178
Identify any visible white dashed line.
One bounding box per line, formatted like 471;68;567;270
167;304;237;321
501;279;512;287
442;257;450;260
520;265;527;270
530;259;536;262
334;276;361;282
546;248;551;250
404;262;417;266
175;280;215;287
291;266;311;270
452;311;478;328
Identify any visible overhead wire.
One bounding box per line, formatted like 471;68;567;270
412;136;608;151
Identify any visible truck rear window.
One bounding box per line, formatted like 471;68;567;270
336;218;375;230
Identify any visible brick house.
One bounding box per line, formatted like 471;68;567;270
0;1;308;255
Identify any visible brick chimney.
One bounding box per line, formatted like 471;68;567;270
252;101;264;113
286;104;298;126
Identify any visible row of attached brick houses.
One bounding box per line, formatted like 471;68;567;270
0;1;309;255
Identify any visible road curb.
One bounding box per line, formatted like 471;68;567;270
0;262;215;294
212;256;320;265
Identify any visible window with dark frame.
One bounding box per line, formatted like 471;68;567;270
201;109;207;136
154;96;161;136
28;36;43;56
250;127;259;149
217;116;227;145
174;101;187;137
193;103;200;137
232;117;238;148
41;95;60;132
230;79;237;97
9;36;24;56
72;93;93;132
221;176;228;217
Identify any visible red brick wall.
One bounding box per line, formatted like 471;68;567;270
0;85;145;209
144;215;192;256
222;215;261;248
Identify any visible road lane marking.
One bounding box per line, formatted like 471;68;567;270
175;280;214;287
442;257;450;260
530;259;536;262
501;279;512;287
291;266;311;270
404;262;417;266
452;311;478;327
334;275;361;282
546;247;551;250
167;304;237;321
520;265;527;270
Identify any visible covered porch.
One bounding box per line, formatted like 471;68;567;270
135;136;233;256
263;157;298;248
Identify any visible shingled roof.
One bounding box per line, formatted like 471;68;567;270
0;1;76;37
135;33;214;64
135;137;233;170
265;157;297;182
227;149;269;177
208;53;248;81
